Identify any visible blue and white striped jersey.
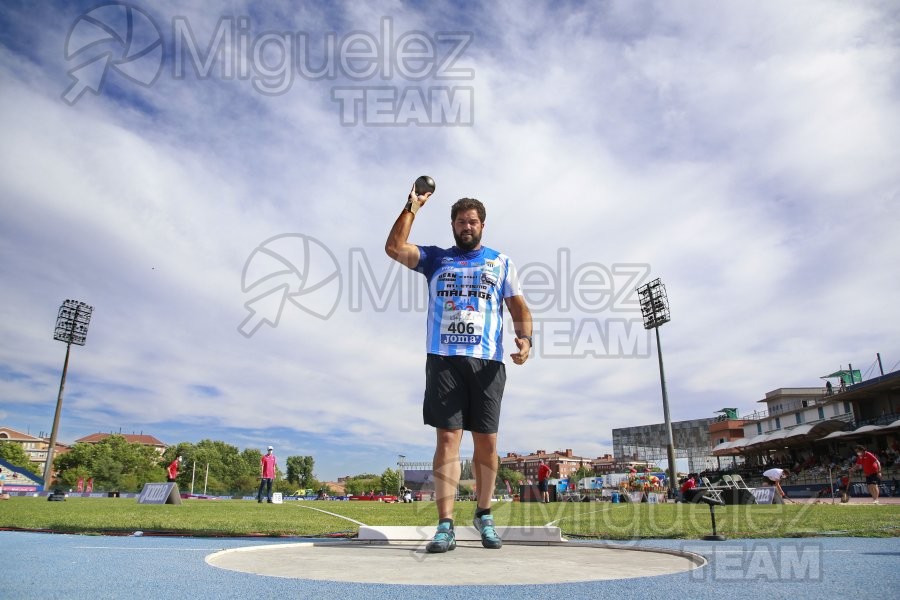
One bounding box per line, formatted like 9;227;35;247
414;245;522;362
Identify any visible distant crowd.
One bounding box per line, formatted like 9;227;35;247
700;439;899;484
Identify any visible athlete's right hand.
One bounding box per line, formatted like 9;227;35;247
408;184;432;208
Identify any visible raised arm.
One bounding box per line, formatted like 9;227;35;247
385;185;432;269
505;293;533;365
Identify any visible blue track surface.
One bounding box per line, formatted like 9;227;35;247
1;532;898;599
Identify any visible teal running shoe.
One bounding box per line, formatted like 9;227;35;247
425;522;456;553
473;514;502;549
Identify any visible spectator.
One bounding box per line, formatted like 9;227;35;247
679;474;697;501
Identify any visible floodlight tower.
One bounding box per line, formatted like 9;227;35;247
43;299;93;488
397;454;406;491
637;279;677;497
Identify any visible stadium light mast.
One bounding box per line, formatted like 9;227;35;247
397;454;406;494
637;279;677;498
43;299;93;489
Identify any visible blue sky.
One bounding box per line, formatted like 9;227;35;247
1;0;898;481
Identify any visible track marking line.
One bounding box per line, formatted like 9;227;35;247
692;548;872;554
291;503;368;526
546;506;611;527
75;547;209;551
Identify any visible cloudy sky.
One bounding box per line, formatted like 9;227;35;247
1;0;898;481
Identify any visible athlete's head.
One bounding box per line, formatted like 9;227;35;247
451;198;485;251
451;198;486;223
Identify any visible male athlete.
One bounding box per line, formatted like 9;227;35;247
385;182;532;553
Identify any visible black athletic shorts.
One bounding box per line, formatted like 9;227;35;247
865;473;882;485
423;354;506;434
538;480;549;492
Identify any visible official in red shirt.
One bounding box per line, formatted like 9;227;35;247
167;456;181;482
258;446;277;503
537;460;552;503
851;444;882;504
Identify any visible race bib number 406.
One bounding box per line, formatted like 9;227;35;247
440;310;484;345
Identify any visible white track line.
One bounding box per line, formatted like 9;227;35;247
291;503;368;526
546;506;611;527
75;547;209;551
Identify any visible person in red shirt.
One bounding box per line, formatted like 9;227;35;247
167;456;181;483
850;444;882;504
258;446;277;503
680;474;697;496
537;460;552;503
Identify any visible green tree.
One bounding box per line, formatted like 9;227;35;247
381;468;401;494
497;466;524;489
239;448;266;495
169;440;259;495
92;453;125;489
233;472;261;496
54;435;164;492
0;441;40;475
54;442;96;487
57;465;91;490
273;478;295;496
286;455;315;487
343;474;381;496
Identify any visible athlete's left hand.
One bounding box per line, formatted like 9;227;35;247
510;337;531;365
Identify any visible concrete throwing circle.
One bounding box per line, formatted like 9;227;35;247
206;540;706;585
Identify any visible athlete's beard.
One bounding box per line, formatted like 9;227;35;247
454;230;482;251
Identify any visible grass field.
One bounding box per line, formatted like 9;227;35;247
2;497;898;539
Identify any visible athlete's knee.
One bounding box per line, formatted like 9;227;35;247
472;432;498;453
435;428;463;447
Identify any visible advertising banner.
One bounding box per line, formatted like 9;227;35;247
138;482;182;505
402;470;434;491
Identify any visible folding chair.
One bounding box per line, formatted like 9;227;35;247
700;488;724;505
730;474;752;490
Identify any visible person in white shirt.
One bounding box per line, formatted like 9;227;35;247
762;467;790;503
